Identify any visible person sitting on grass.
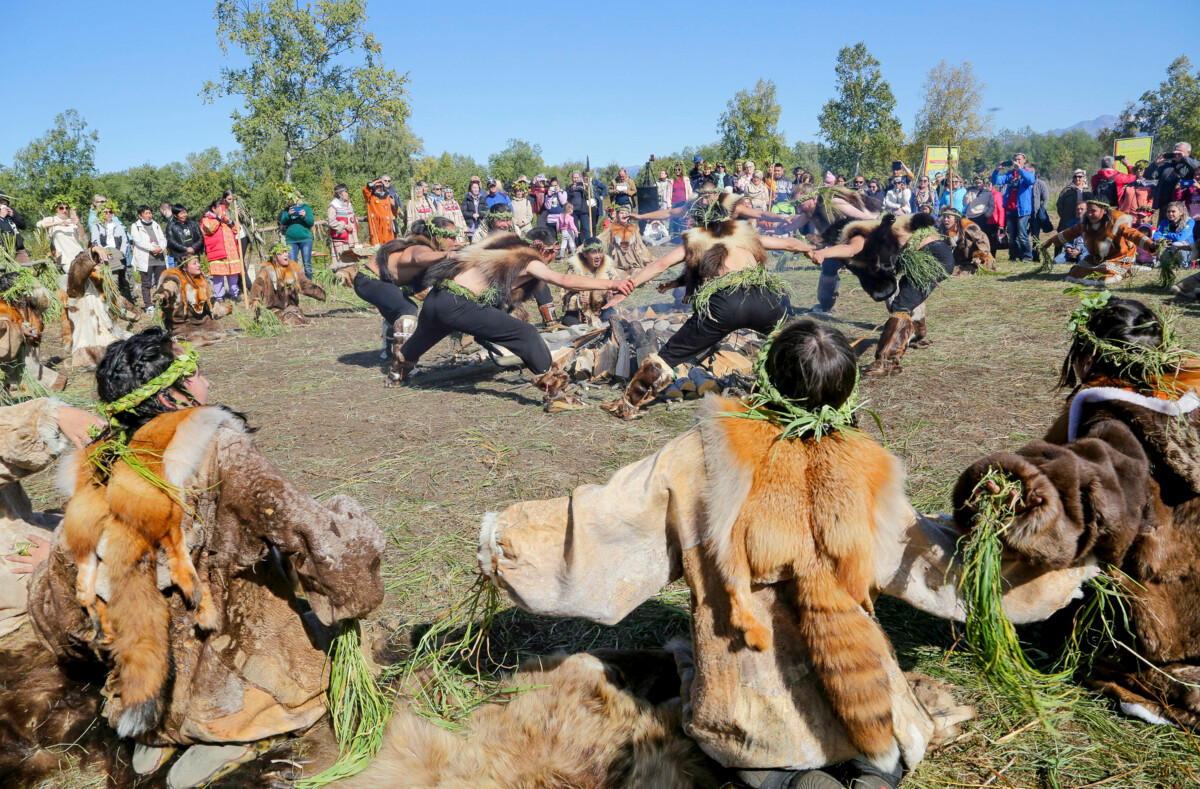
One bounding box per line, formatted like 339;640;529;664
1041;199;1157;287
248;242;327;327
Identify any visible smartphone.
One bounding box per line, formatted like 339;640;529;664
1000;160;1013;168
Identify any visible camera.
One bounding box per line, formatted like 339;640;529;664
1000;160;1013;168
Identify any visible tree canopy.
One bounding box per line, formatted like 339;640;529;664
1105;55;1200;154
717;79;788;165
818;42;903;176
202;0;410;183
1;110;98;218
908;61;990;168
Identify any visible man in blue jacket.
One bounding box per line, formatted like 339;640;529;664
991;153;1036;262
484;179;513;212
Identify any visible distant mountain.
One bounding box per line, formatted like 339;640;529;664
1049;114;1119;136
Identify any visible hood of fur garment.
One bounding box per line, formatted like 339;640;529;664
424;233;539;308
681;219;766;271
568;252;615;280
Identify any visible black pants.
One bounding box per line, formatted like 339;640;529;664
353;272;419;324
818;256;845;310
658;286;784;367
112;267;135;305
401;287;552;374
889;241;956;315
576;211;592;240
140;263;166;308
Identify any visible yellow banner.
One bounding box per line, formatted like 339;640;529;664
1114;137;1153;173
922;146;960;177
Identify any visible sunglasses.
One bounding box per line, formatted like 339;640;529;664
853;180;865;185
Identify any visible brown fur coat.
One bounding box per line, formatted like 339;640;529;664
562;253;616;326
156;268;229;345
670;220;766;301
425;233;542;310
249;259;326;326
955;387;1200;728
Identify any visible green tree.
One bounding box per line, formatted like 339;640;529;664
817;43;902;177
5;109;98;219
487;139;545;187
717;79;787;164
907;61;990;171
1105;55;1200;155
202;0;410;183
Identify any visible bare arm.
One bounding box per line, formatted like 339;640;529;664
808;235;865;265
632;206;685;221
736;205;787;224
629;245;685;288
525;260;622;291
760;235;811;253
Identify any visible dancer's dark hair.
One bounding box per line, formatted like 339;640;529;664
1059;297;1163;390
96;328;196;434
767;320;858;410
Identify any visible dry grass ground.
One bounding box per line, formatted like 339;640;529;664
17;245;1200;788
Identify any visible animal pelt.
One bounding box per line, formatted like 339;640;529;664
564;253;616;320
373;234;437;280
699;396;909;772
666;219;767;300
336;651;726;789
946;218;995;273
424;233;542;310
58;407;242;737
839;213;939;303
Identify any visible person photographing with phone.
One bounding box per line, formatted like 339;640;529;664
991;153;1036;262
1144;143;1198;221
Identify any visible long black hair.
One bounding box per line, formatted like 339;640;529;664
767;320;858;410
95;328;205;436
1059;297;1163;390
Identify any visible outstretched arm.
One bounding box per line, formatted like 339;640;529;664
808;235;866;265
736;205;787;224
601;245;686;308
632;205;685;221
761;235;812;253
525;260;624;291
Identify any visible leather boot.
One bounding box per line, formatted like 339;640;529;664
601;354;674;419
862;314;914;377
533;364;586;412
539;303;562;328
910;317;930;348
385;353;415;387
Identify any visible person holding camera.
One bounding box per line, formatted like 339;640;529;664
991;153;1036;262
278;192;315;278
0;194;30;265
1144;143;1198;217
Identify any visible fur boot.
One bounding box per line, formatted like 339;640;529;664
538;303;560;327
910;304;930;349
863;314;913;377
385;316;418;385
601;354;674;419
533;357;586;412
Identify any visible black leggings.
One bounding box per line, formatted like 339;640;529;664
401;287;552;374
658;285;785;367
889;241;955;315
354;272;419;324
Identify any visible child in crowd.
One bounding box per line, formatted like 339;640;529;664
557;203;578;259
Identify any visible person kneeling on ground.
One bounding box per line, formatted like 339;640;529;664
479;319;1090;789
248;242;327;326
392;227;631;412
561;237;618;327
1041;199;1156;287
154;254;231;346
0;270;67;394
10;328;384;787
938;208;994;275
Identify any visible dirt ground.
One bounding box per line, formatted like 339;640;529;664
18;244;1200;788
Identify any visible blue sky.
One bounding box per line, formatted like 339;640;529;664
3;0;1193;173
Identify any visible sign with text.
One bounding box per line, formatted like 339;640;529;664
1114;137;1153;173
922;146;961;177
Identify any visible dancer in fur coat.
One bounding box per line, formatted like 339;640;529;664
0;271;67;394
561;238;617;327
598;205;652;273
938;208;995;275
59;247;137;369
249;243;327;326
954;296;1200;730
810;212;954;378
601;196;811;419
19;329;384;765
154;254;231;346
479;320;1090;788
1042;199;1158;286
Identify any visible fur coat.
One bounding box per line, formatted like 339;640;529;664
562;253;616;326
839;213;948;304
480;396;1090;772
955;387;1200;729
26;406;386;745
0;291;66;394
155;268;230;345
60;250;134;368
0;398;70;638
945;217;995;275
598;219;651;273
249;258;327;326
1048;211;1157;285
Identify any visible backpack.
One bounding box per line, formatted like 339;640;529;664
1093;174;1120;206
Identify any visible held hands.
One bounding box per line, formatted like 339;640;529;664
614;278;635;296
808;248;827;265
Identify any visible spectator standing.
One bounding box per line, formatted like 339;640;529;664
158;201;174;265
668;163;694;239
1055;170;1092;255
992;153;1036;261
1118;160;1154;216
36;201;85;272
558;204;579;259
882;176;913;215
543;177;567;232
745;171;771;212
910;175;938;215
583;171;607;231
566;171;590;239
278;192;315;278
363;179;398;244
223;190;252;262
129;204;168;313
1028;165;1051;245
1144;143;1199;215
655;169;672;216
850;175;866;191
528;175;547;226
435;186;469;241
688;155;704;189
1090;155;1137;208
770;163;793;206
90;204;134;303
201;197;244;302
1154;201;1195;266
166;205;204;264
939;175;966;213
381;174;403;231
865;179;882;197
463;181;486;239
86;194;108;230
326;184;359;259
736;161;755;193
485;178;513;212
511;182;535;236
406;183;436;230
713;162;731;190
429;183;444;209
0;194;29;265
609;168;636;211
